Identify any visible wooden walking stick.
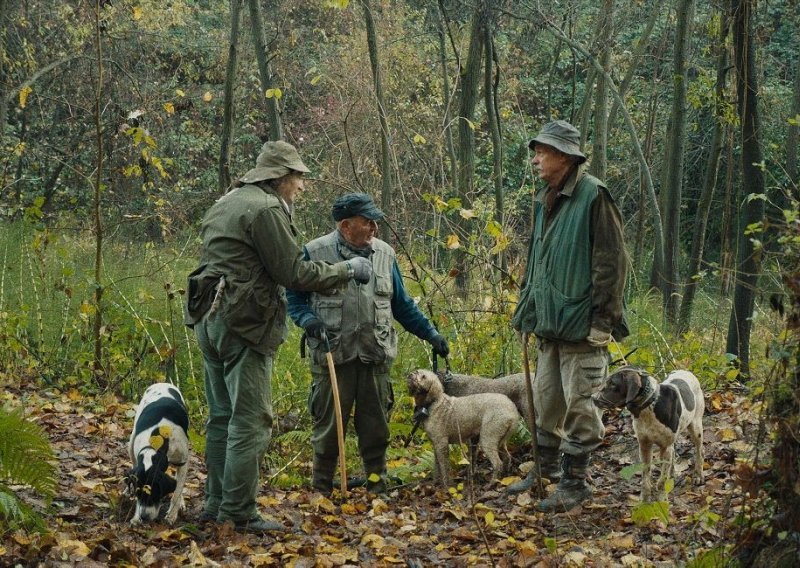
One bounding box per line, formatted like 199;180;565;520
322;330;347;495
521;332;545;496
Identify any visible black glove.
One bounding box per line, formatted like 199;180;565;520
304;318;327;340
430;334;450;357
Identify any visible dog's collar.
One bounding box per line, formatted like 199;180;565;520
626;374;659;418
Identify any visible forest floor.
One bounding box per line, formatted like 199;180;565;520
0;377;774;567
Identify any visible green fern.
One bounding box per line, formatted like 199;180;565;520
0;406;57;531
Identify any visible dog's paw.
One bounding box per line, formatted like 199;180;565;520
164;511;179;525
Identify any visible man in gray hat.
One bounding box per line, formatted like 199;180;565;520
507;120;629;512
287;192;449;495
184;142;373;533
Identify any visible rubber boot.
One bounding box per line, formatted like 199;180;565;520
364;457;388;495
506;446;562;495
311;455;336;495
537;452;593;512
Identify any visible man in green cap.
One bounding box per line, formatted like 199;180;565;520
287;192;449;495
507;120;628;512
185;141;373;533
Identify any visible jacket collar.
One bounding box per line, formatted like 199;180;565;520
533;163;587;204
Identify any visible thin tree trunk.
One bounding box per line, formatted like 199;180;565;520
720;126;736;296
607;3;661;130
590;0;613;179
435;2;458;192
247;0;282;141
0;0;10;145
218;0;243;193
454;2;485;291
361;0;392;218
91;0;106;386
788;57;800;186
678;9;729;334
726;0;765;376
484;23;504;272
577;66;596;148
660;0;695;326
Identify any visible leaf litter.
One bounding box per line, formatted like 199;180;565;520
1;380;760;566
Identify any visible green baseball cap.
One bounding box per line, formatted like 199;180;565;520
529;120;587;163
239;140;311;184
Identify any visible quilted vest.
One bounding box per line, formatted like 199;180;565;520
305;231;398;366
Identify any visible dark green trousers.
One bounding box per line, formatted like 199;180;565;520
308;359;393;484
195;312;274;522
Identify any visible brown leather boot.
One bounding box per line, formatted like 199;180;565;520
506;446;562;495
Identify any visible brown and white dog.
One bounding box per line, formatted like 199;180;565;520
125;383;190;525
592;367;705;502
406;369;520;488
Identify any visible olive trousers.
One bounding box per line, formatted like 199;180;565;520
195;312;274;522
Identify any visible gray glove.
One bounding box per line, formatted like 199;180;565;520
346;256;373;284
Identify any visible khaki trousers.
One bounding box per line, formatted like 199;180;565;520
532;340;607;455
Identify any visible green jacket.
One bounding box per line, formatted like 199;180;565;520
184;184;351;354
512;166;628;342
304;231;398;367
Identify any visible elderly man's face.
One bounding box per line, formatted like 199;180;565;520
274;172;305;205
531;144;574;188
340;215;378;248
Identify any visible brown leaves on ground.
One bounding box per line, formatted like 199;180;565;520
0;381;763;566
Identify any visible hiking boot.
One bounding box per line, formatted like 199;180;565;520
507;446;561;495
233;515;285;534
537;453;593;512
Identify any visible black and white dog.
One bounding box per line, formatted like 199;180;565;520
126;383;190;525
592;367;705;502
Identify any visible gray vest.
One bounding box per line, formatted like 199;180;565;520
305;231;397;367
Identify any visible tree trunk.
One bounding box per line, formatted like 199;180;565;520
589;0;613;179
660;0;694;326
483;20;504;272
788;56;800;186
678;9;729;334
454;2;485;291
577;66;596;148
726;0;765;376
361;0;392;219
0;0;11;148
607;3;661;130
218;0;243;194
247;0;283;141
90;0;106;386
435;0;458;193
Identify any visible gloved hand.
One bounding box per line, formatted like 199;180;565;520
304;318;327;340
429;334;450;357
346;256;373;284
586;327;612;347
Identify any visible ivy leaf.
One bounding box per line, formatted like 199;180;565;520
265;88;283;100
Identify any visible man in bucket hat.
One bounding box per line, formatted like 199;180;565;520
507;120;629;512
184;142;373;533
287;193;449;495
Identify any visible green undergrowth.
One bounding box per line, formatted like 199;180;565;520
0;219;781;490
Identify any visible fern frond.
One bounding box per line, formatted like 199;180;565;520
0;407;57;499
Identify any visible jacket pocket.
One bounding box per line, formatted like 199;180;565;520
374;299;397;360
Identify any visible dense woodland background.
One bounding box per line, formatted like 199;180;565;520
2;0;800;564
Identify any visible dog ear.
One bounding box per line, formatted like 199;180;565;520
624;370;642;405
